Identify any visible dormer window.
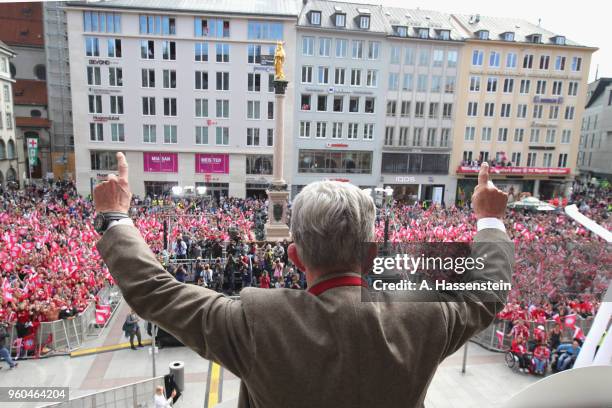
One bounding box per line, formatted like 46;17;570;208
502;32;515;41
553;36;566;45
335;13;346;27
309;11;321;25
417;28;428;39
394;26;408;37
527;34;542;43
438;30;450;40
477;30;489;40
359;15;370;29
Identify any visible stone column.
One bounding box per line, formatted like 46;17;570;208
265;79;291;241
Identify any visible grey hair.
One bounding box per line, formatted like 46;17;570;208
290;180;376;271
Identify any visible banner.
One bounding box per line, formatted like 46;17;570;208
195;153;229;174
27;138;38;166
143;152;178;173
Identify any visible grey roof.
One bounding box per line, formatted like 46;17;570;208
585;78;612;109
298;0;388;33
384;7;462;41
0;40;15;56
451;14;583;47
65;0;302;18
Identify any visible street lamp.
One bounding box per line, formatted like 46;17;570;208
171;186;183;196
196;186;207;195
367;187;394;250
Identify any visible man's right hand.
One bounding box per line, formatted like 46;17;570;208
471;163;508;220
93;152;132;213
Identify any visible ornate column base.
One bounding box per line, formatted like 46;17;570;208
264;183;291;241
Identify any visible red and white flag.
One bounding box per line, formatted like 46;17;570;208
495;330;505;348
573;326;586;341
564;314;577;329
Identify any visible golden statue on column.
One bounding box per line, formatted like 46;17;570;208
274;41;285;80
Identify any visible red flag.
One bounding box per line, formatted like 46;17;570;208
564;314;577;329
496;330;505;348
95;309;109;325
573;326;585;341
553;313;561;325
22;334;36;351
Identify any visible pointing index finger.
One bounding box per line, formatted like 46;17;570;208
116;152;128;180
478;162;490;188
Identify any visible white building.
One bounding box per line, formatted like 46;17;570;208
292;1;462;205
0;40;18;186
65;0;299;198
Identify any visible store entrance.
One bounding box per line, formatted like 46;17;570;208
246;183;268;199
422;184;445;205
144;181;179;198
195;182;229;201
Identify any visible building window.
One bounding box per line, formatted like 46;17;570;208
536;80;547;95
216;72;229;90
364;97;375;113
555;56;566;71
564;106;575;120
500;103;511;118
163;125;177;144
386;100;397;117
348;123;359;140
519;79;531;94
88;95;102;114
267;101;274;119
267;129;273;146
447;50;458;68
195;42;208;61
195;126;208;144
442;103;452;119
194;18;230;38
333;96;344;112
561;129;571;144
110;95;124;114
110;123;125;142
440;129;450;147
247;100;261;119
415;102;425;118
472;50;483;66
388;72;399;90
428;102;438;118
359;15;370;29
195;98;208;117
143;124;156;143
426;129;437;147
90;151;118;170
215;43;230;62
247;21;283;40
140;40;154;59
87;66;101;86
332;122;343;139
469;76;481;92
533;104;543;119
85;37;100;56
317;95;327;112
417;28;429;39
431;76;442;93
162;41;176;60
335;39;348;57
530;129;540;143
302;36;314;56
539;55;550;70
419;49;430;66
367;41;380;59
163;98;177;116
319;38;331;57
248;73;261;91
140;15;176;35
486;77;498;92
163;69;177;88
89;123;104;141
349;97;359;113
545;129;556;144
315;122;327;138
571;57;582;71
517;104;528;118
558;153;568;167
403;73;413;91
301;66;313;83
482;127;492;142
268;74;275;93
310;11;321;25
549;105;559;120
397;127;408;146
247;128;260;145
334;68;345;85
484;103;495;117
352;40;364;59
142;69;155;88
552;81;563;95
299;121;311;138
416;74;427;92
503;78;514;93
216;127;229;145
390;46;401;64
543;152;552;167
246;154;273;174
489;51;500;67
107;38;122;58
351;69;362;86
511;152;521;166
298;150;372;174
142;97;155;115
83;11;122;33
568;82;578;96
514;129;524;142
318;66;329;84
365;69;378;87
498;128;508;142
363;124;374;140
467;102;478;117
523;54;533;69
301;94;311;111
108;67;122;86
464;127;475;141
384;126;394;146
215;99;230;118
404;47;415;65
506;52;517;68
335;13;346;27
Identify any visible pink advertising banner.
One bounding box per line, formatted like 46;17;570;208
195;153;230;174
143;152;178;173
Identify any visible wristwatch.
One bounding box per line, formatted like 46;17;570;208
94;211;130;234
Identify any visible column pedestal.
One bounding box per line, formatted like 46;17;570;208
265;79;291;241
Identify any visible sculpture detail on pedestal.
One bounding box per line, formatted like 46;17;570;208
274;41;285;80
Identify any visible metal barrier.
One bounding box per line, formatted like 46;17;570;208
472;316;594;352
42;376;165;408
6;285;122;358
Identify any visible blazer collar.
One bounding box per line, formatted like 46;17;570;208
308;272;367;296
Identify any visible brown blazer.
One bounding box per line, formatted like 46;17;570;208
97;226;513;408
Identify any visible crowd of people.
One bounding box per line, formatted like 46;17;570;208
0;179;609;371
